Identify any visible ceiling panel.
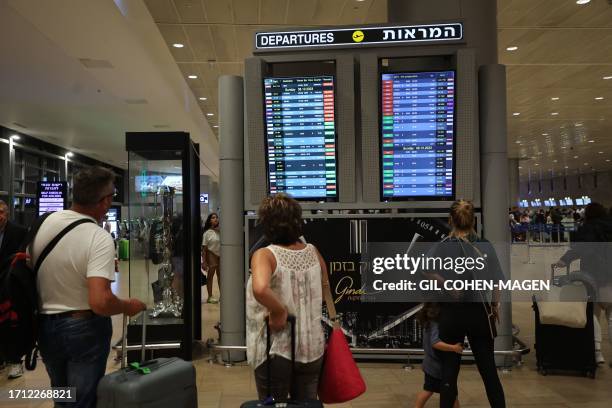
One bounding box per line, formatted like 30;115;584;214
365;0;387;23
144;0;180;23
202;0;233;24
183;25;216;61
158;25;194;62
260;0;289;24
286;0;318;25
339;0;374;24
232;0;259;24
311;0;345;26
172;0;206;23
209;25;238;61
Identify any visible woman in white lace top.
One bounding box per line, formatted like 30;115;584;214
246;194;327;402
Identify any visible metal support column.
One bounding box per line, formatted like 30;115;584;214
480;64;513;367
218;75;246;362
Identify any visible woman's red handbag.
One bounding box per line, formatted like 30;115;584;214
318;269;366;403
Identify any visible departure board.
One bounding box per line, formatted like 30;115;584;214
264;76;337;200
380;71;455;199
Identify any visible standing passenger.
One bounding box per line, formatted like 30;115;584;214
246;194;326;402
202;213;221;303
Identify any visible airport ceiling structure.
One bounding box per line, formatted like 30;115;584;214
146;0;612;181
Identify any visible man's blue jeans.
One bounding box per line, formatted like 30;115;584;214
38;313;112;408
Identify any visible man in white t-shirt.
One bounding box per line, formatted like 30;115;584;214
31;166;145;408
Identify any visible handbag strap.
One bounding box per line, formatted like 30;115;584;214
321;264;339;329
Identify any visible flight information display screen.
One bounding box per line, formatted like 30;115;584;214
380;71;455;199
264;75;337;200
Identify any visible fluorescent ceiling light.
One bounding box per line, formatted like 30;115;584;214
66;152;74;157
603;76;612;80
207;113;214;116
506;46;518;51
551;112;559;115
512;112;520;116
574;155;579;159
188;75;198;79
588;140;595;143
576;0;591;4
598;151;604;154
213;125;219;128
534;163;539;166
172;43;184;48
10;134;20;140
551;97;560;101
595;96;604;100
199;97;207;101
542;133;548;136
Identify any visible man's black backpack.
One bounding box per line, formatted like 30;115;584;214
0;213;94;370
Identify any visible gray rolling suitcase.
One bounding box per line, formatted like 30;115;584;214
97;313;197;408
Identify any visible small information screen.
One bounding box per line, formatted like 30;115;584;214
264;75;338;200
380;71;455;199
37;182;67;216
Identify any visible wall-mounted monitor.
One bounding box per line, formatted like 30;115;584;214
263;75;338;201
380;70;455;200
37;181;67;217
565;198;574;206
576;198;584;205
549;199;557;206
582;196;591;205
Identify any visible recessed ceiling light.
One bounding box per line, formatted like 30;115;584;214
604;76;612;80
565;166;569;168
515;141;521;144
506;46;518;51
576;0;591;4
518;166;522;169
574;155;579;158
588;140;595;143
551;97;560;101
534;163;539;166
553;160;558;163
584;162;589;165
575;123;583;127
607;159;611;162
199;97;207;101
561;146;567;149
188;75;198;79
213;125;219;128
595;96;604;100
551;112;559;115
513;112;520;116
542;133;549;136
172;43;184;48
598;151;604;154
207;113;214;116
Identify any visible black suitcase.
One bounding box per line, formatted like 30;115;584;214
532;265;597;378
241;316;323;408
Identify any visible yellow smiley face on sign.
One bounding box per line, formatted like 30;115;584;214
352;30;364;43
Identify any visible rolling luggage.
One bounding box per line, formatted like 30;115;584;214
97;313;197;408
241;316;323;408
532;265;597;378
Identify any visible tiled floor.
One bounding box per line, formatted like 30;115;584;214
1;245;611;407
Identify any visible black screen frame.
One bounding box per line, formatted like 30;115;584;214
378;68;457;202
262;74;339;202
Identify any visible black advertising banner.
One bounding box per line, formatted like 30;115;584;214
255;23;463;51
37;181;67;217
247;216;450;349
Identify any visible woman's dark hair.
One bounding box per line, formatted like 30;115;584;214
585;202;606;222
449;199;475;236
417;302;440;329
258;194;302;245
204;213;218;232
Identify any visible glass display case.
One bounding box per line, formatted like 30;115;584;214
125;132;201;361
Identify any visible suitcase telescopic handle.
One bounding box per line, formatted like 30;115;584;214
121;311;147;368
